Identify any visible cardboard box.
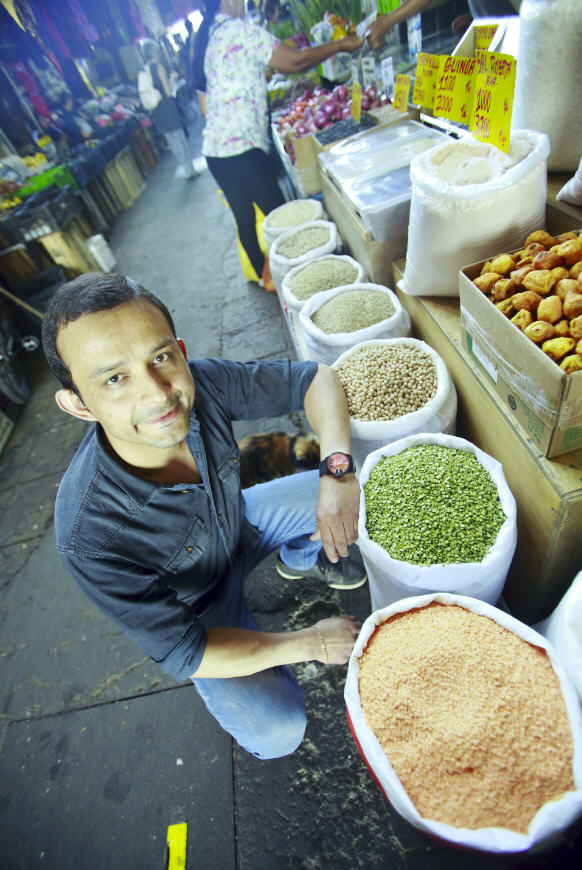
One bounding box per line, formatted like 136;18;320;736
459;255;582;458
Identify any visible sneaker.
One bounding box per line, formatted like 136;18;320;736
276;545;367;590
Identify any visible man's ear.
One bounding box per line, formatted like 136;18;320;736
177;338;187;360
55;389;97;422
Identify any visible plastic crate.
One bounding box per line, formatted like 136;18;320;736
19;164;78;197
0;186;80;242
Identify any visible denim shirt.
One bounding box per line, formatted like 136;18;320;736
55;357;317;682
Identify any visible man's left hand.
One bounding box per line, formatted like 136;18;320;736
310;474;360;563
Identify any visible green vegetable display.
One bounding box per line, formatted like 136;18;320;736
364;446;507;565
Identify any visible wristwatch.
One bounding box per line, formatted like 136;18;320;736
319;452;356;479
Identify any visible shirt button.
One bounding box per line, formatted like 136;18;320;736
232;458;238;464
217;514;222;522
182;489;189;493
186;546;193;553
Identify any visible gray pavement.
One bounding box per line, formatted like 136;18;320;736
1;116;581;869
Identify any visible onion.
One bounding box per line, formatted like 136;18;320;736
361;95;371;111
333;84;349;103
321;99;336;116
303;106;313;121
341;105;351;120
322;120;334;129
314;111;328;130
365;84;378;101
295;124;308;137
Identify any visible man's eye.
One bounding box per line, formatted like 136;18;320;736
154;352;170;363
106;374;123;385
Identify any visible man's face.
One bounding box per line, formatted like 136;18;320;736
55;300;195;461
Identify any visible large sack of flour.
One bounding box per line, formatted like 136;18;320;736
537;570;582;703
401;130;550;297
357;433;517;610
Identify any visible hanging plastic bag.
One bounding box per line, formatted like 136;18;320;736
537;570;582;703
357;433;517;610
215;189;267;282
262;198;324;250
345;592;582;854
401;130;550;296
269;220;339;301
331;338;457;473
281;255;365;359
299;284;411;366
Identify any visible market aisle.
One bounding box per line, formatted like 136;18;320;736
1;120;582;869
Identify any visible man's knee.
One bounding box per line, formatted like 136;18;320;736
244;704;306;760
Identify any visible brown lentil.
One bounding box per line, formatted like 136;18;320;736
276;227;331;260
335;344;437;421
311;290;395;334
286;257;359;300
266;200;320;228
358;602;575;833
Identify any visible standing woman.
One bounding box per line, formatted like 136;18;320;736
194;0;363;291
143;42;196;180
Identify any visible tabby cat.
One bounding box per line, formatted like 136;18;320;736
237;430;320;488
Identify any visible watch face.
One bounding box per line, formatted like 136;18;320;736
327;453;350;475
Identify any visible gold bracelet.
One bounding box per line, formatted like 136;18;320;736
316;628;328;665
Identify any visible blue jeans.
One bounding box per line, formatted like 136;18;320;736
192;470;322;759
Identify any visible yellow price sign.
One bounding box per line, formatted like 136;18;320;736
433;56;476;124
470;51;516;153
474;24;498;50
351;82;362;123
393;74;412;113
166;823;187;870
411;53;442;110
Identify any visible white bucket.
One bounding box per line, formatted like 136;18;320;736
85;234;116;273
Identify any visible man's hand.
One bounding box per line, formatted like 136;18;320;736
367;17;391;51
339;33;365;53
311;474;360;563
313;614;361;665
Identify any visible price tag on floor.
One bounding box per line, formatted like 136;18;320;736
393;74;411;113
470;50;516;153
351;82;362;122
433;56;477;124
411;53;442;110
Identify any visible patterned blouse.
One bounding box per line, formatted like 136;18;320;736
202;15;278;158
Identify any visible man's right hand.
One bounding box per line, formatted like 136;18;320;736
339;33;365;53
367;17;390;51
313;614;361;665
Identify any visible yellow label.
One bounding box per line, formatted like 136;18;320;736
166;823;187;870
470;51;516;153
433;55;476;124
411;53;442;110
393;74;412;113
474;24;498;51
351;82;362;123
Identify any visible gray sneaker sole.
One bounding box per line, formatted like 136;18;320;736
276;560;367;590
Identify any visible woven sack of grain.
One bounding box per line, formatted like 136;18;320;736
345;592;582;853
331;338;456;472
401;130;550;296
299;284;411;366
282;255;365;360
269;220;339;302
537;570;582;703
263;198;324;249
357;433;517;609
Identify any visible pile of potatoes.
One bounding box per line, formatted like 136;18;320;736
472;229;582;374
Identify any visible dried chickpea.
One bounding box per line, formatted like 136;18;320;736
537;296;563;324
555;231;579;244
557;238;582;267
555;279;579;300
495;298;516;317
523;269;555;296
554;320;571;338
542;337;576;361
510;265;534;285
513;290;542;312
577;340;582;358
533;250;564;270
492;278;516;302
511;310;533;331
560;354;582;374
563;293;582;320
523;242;546;257
569;261;582;280
525;229;555;248
551;267;570;284
490;254;516;275
525;321;555;344
474;272;500;293
515;257;534;269
569;315;582;341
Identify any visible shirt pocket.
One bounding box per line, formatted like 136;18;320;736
164;514;210;575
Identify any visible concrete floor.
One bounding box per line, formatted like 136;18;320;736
1;115;581;869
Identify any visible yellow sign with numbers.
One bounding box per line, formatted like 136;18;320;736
411;53;442;110
470;51;516;153
393;74;412;113
433;55;476;125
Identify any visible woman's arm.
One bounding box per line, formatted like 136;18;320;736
368;0;430;50
269;32;363;74
190;615;359;678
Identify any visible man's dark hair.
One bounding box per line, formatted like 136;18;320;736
41;272;176;393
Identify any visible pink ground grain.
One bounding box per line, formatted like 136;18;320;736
358;602;575;833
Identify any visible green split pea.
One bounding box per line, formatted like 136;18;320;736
364;445;506;565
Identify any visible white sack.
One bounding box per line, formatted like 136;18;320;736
299;284;411;366
269;220;339;302
357;433;517;610
537;570;582;704
263;198;324;249
401;130;550;297
557;155;582;207
282;255;365;361
345;592;582;853
332;339;457;474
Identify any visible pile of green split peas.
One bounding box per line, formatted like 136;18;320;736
364;446;507;565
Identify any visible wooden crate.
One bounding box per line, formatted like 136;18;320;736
392;259;582;624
